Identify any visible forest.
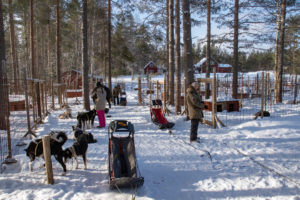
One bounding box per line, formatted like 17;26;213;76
0;1;300;199
0;0;299;112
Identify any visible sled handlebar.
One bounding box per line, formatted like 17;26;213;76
108;120;134;138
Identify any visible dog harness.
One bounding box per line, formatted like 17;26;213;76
34;140;42;156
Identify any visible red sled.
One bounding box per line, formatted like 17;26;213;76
150;99;175;129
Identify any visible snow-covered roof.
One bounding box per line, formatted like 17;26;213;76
194;58;217;68
194;58;207;68
144;61;156;69
218;64;232;68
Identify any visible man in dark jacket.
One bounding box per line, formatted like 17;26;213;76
186;81;205;142
112;85;121;106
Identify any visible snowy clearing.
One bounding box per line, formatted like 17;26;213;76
1;78;300;200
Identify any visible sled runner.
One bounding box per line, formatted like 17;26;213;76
150;99;175;129
108;120;144;189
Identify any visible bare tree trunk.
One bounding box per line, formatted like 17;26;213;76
107;0;112;91
175;0;181;113
274;0;280;74
23;9;30;76
47;1;54;109
8;0;19;93
182;0;194;86
232;0;239;99
90;4;96;86
56;0;62;106
205;0;211;99
275;0;286;103
30;0;35;79
82;0;90;111
168;0;175;105
0;0;6;130
165;0;170;102
30;0;42;121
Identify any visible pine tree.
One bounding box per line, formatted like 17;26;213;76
175;0;181;114
82;0;90;111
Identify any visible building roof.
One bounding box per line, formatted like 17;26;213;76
195;58;232;68
194;58;217;68
218;64;232;68
144;61;156;69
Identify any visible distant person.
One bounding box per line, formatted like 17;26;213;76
112;85;121;106
186;81;205;142
91;82;107;128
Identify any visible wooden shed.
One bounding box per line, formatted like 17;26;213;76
195;58;231;73
144;61;158;74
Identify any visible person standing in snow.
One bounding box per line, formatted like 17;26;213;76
92;82;107;128
186;81;205;142
112;85;121;105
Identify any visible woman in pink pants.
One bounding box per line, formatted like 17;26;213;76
92;82;107;128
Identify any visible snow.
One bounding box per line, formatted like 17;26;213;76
195;58;207;67
1;75;300;200
218;64;232;68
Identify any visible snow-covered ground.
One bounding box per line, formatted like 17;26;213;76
1;75;300;200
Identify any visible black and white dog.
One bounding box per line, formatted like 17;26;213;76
64;134;88;170
64;127;97;170
76;109;96;130
72;126;97;143
24;131;68;172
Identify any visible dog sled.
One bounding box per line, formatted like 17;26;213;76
120;91;127;106
150;99;175;129
108;120;144;189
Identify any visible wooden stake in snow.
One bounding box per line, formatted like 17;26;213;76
138;77;142;106
42;135;54;184
261;72;265;119
294;75;298;104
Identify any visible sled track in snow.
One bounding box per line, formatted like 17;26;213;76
231;146;300;188
168;134;214;168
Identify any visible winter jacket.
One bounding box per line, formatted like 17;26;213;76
92;84;111;102
186;85;204;119
92;87;107;110
112;86;121;97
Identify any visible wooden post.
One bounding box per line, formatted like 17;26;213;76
240;72;243;108
264;73;268;110
294;75;298;104
261;72;264;119
225;76;228;97
256;73;259;95
164;73;167;109
45;81;48;114
138;77;142;106
51;79;55;109
149;78;152;105
156;80;159;99
42;135;54;184
23;69;36;138
64;84;68;106
247;76;250;99
41;82;45;117
31;81;37;127
212;68;216;129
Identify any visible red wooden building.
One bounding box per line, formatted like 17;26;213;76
144;61;158;74
62;69;103;89
195;58;231;73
